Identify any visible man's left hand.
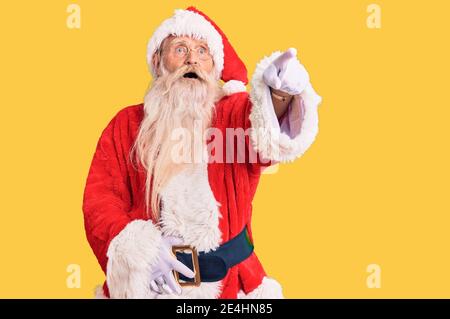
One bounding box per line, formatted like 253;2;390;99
263;48;310;96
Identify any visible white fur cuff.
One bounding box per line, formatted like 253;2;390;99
106;219;162;298
249;51;322;162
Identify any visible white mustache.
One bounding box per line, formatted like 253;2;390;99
179;66;206;81
158;65;210;95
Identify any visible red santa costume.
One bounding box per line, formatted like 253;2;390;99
82;6;322;299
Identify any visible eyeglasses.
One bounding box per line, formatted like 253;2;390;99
167;42;212;61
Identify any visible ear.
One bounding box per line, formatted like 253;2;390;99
152;52;161;77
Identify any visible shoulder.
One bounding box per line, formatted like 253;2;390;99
105;103;144;132
215;92;251;116
98;103;144;143
113;103;144;125
217;92;249;107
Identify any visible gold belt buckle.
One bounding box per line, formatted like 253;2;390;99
171;245;201;287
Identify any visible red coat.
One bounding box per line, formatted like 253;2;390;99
83;92;273;298
83;51;320;298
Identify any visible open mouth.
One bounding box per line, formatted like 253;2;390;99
183;72;199;79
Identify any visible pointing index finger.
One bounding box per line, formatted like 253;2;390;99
273;48;297;70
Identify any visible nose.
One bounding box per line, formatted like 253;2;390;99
185;51;199;66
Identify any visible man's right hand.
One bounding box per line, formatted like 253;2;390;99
149;235;195;295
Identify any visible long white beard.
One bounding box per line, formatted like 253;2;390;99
133;63;223;219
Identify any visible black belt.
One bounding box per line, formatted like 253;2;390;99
172;227;254;286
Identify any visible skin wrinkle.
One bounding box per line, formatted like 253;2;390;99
153;35;215;77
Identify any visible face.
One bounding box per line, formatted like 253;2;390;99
152;35;215;78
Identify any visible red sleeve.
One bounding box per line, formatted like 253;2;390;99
221;93;275;174
82;110;133;273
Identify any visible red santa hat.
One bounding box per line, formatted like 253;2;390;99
146;6;248;95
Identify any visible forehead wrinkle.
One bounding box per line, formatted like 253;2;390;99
169;37;208;48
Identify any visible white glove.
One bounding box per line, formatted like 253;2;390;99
149;236;195;295
263;48;310;96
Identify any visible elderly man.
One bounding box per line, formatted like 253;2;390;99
82;6;321;299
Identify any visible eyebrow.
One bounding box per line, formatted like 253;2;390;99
170;39;208;48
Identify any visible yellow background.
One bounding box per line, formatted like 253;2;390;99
0;0;449;298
